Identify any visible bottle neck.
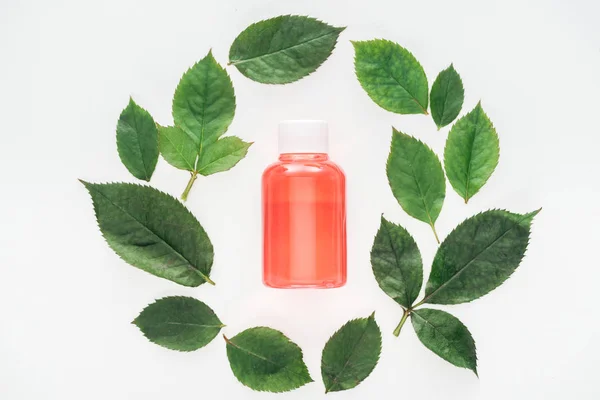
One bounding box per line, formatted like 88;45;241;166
279;153;329;162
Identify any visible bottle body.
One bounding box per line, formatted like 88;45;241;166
262;154;346;288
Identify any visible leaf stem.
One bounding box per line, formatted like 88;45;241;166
181;171;198;201
199;271;215;286
393;308;410;337
412;298;425;309
430;223;440;244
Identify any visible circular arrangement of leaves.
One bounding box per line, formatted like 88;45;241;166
81;15;539;394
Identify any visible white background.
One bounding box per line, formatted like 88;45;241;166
1;0;599;398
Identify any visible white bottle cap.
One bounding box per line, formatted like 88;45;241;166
278;120;328;154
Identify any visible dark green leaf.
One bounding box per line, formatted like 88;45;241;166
229;15;345;84
80;181;214;286
158;125;197;171
430;64;464;129
197;136;252;176
116;98;159;181
172;51;235;150
321;313;382;393
225;327;312;393
444;102;500;203
423;209;539;304
371;217;422;308
411;308;477;375
387;128;446;242
353;39;428;115
133;296;223;351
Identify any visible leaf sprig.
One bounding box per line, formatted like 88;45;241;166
371;209;540;374
116;51;250;201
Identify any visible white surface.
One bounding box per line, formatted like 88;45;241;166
278;120;329;154
1;0;599;399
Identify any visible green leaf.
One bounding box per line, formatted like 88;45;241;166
80;181;214;286
321;313;382;393
116;98;159;181
353;39;429;115
158;125;197;171
411;308;477;375
229;15;345;84
444;102;500;203
430;64;464;129
371;216;423;308
386;128;446;242
133;296;223;351
172;51;236;150
225;327;313;393
422;209;539;305
197;136;253;176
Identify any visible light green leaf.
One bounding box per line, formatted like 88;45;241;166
353;39;428;115
225;327;313;393
229;15;345;84
197;136;253;176
172;51;236;149
116;98;159;181
430;64;464;129
80;181;214;286
423;209;539;305
387;128;446;242
133;296;223;351
158;125;197;171
444;102;500;203
371;216;422;308
411;308;477;375
321;313;382;393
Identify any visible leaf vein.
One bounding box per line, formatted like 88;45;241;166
226;340;309;381
230;30;338;66
325;321;371;392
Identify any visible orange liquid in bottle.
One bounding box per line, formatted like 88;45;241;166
263;153;346;288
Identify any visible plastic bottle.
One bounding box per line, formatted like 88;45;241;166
262;120;346;288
